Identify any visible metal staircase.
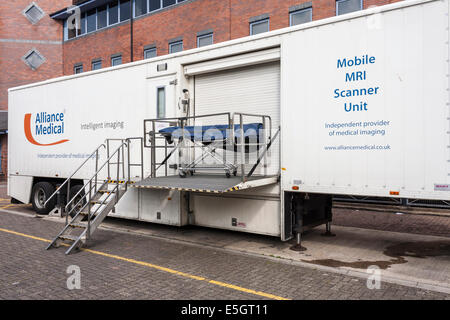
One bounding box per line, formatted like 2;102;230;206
45;138;143;255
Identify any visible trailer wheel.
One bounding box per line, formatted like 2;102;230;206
31;182;56;215
67;185;86;218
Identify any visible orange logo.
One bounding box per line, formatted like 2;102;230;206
24;113;69;146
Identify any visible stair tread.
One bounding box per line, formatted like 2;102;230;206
69;222;87;229
58;234;79;241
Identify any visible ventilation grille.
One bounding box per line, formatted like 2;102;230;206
22;49;45;70
23;3;45;24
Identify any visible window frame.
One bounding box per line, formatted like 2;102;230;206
91;60;102;70
249;18;270;36
111;55;123;66
197;33;213;48
156;86;166;119
289;7;312;26
336;0;363;16
144;47;157;59
169;40;183;54
97;5;108;29
74;64;83;74
65;0;132;40
65;0;190;41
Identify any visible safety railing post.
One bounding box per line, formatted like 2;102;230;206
140;138;144;180
95;149;99;193
127;140;131;190
122;140;125;182
240;113;245;182
106;140;111;179
263;116;267;176
151;121;156;178
87;180;92;240
66;179;70;221
116;151;120;204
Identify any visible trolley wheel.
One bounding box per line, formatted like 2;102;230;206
179;170;187;178
233;170;237;176
226;172;231;178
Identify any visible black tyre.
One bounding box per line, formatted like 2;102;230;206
67;185;86;218
31;182;56;215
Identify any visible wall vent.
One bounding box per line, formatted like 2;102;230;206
23;2;45;24
22;49;46;70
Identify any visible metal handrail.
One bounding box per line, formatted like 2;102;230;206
44;143;106;207
143;112;274;180
65;141;128;213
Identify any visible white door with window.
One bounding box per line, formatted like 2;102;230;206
147;76;176;122
146;76;178;177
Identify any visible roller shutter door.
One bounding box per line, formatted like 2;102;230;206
194;62;280;176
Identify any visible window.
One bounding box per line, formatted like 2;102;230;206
65;0;189;41
109;1;119;24
157;87;166;118
23;3;45;24
197;33;213;47
79;13;86;36
87;9;96;33
92;60;102;70
68;25;77;39
74;64;83;74
23;49;45;70
163;0;176;7
250;19;269;35
135;0;148;17
144;47;157;59
97;5;107;29
111;55;122;66
169;41;183;54
290;8;312;26
149;0;161;12
120;0;131;22
336;0;363;15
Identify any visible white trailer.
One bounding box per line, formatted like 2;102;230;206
7;0;450;253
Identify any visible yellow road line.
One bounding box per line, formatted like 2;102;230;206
0;226;290;300
0;204;20;209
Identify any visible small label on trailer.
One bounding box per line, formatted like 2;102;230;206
434;184;450;191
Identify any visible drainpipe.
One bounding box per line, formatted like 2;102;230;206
130;0;134;62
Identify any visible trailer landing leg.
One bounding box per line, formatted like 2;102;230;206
321;222;336;237
290;232;307;251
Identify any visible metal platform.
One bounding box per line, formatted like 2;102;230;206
132;175;279;193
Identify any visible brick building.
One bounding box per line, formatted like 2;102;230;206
1;0;399;177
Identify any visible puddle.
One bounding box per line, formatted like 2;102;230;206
302;241;450;270
384;241;450;259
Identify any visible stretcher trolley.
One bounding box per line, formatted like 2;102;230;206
144;112;278;180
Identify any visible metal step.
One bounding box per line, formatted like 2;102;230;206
69;222;87;229
90;200;108;204
58;234;79;242
97;189;111;194
46;139;141;255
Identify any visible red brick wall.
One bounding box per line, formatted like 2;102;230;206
0;0;72;176
62;0;402;74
